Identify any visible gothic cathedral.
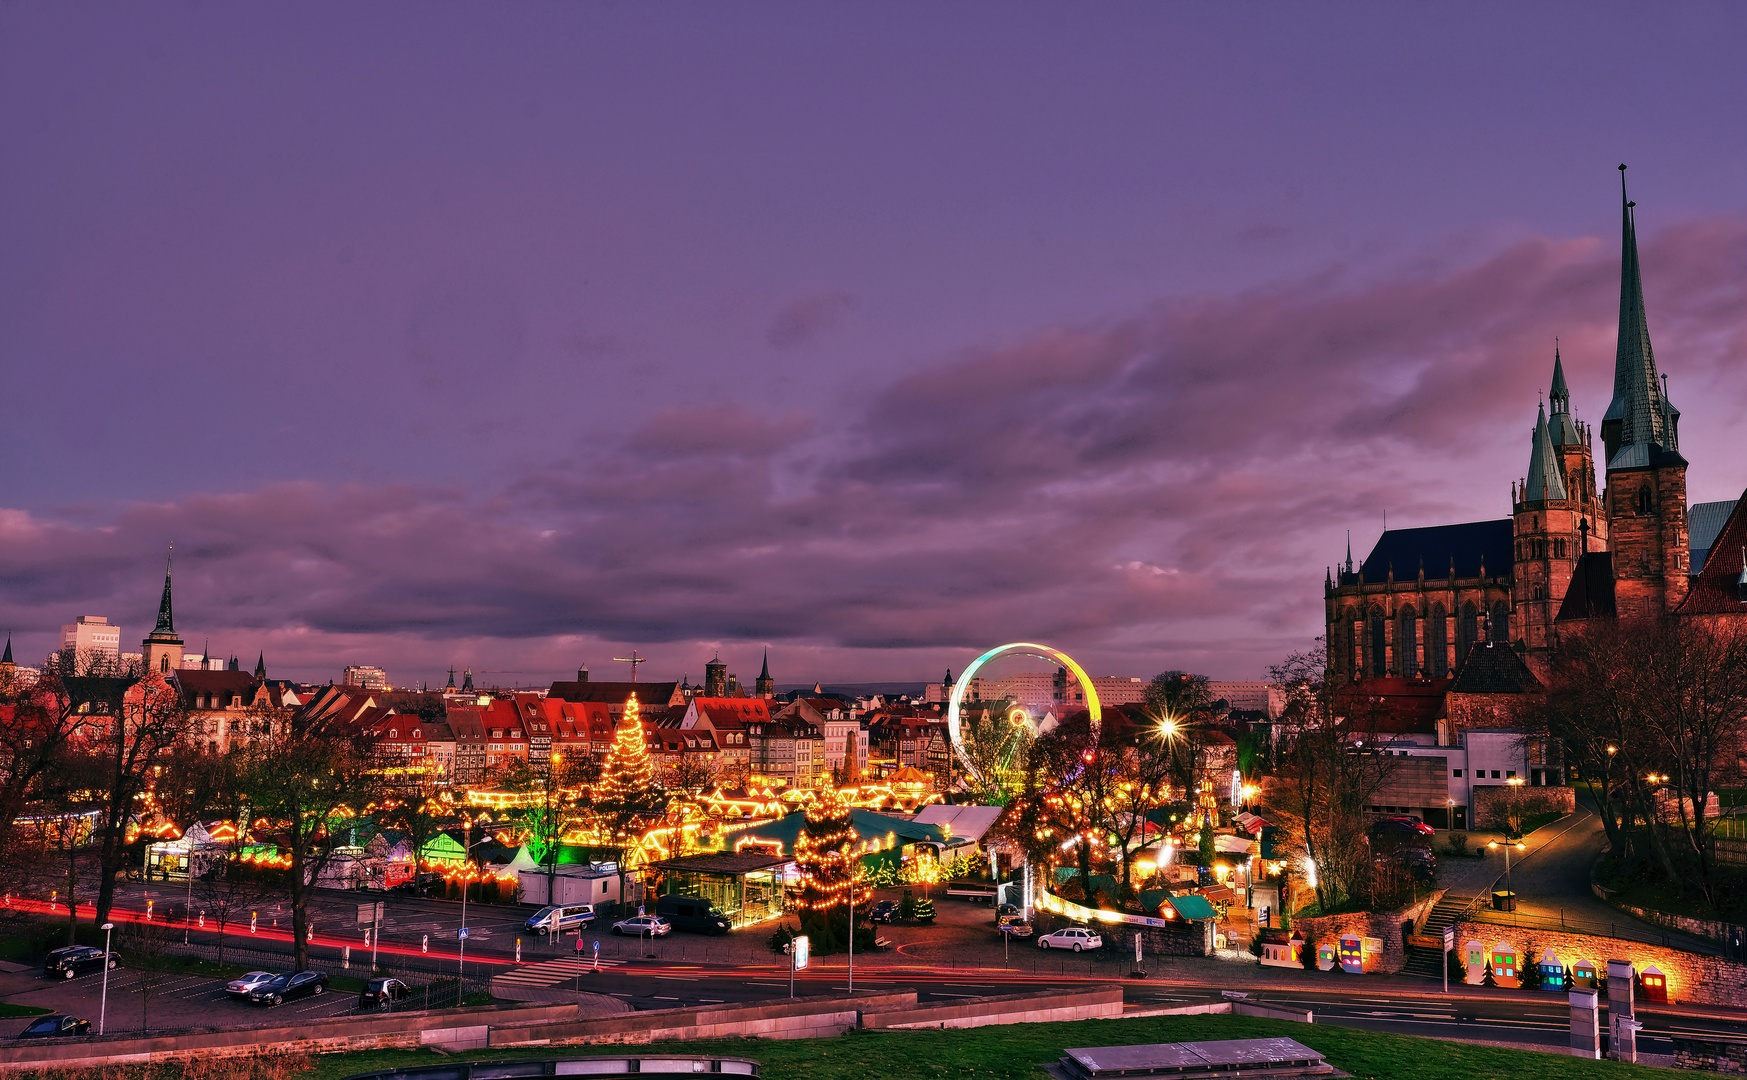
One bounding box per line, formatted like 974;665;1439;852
1326;167;1747;686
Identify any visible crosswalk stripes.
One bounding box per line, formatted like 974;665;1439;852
493;956;630;987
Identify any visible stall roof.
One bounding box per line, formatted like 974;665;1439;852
650;852;790;875
1165;894;1219;920
910;804;1003;845
718;809;952;856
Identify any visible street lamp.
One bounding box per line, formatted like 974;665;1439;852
1487;838;1527;916
99;922;114;1035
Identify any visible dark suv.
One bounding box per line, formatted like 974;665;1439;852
44;946;119;980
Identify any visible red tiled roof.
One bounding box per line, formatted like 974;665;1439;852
1678;486;1747;615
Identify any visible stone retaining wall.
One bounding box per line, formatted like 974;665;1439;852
1471;785;1576;829
1590;877;1746;946
1295;894;1437;974
492;990;917;1047
1674;1037;1747;1074
1033;907;1213;957
1449;919;1747;1008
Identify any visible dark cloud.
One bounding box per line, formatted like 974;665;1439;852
6;222;1745;684
767;291;855;349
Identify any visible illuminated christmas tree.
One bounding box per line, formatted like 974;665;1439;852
795;787;856;912
791;787;865;952
597;694;655;809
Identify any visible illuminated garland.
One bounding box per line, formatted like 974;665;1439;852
793;787;856;913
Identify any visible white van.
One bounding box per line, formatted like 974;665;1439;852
525;903;596;933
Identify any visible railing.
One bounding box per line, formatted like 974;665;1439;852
1465;905;1726;955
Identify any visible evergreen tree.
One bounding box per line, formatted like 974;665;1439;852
1520;947;1541;991
1446;950;1467;984
597;694;656;806
1198;813;1217;867
792;787;862;951
1481;961;1496;988
913;896;936;922
592;693;658;911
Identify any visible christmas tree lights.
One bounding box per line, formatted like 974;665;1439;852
793;786;856;913
597;694;655;808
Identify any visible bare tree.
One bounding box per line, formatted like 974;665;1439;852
1266;642;1400;913
235;701;386;970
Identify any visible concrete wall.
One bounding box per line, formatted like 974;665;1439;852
491;991;917;1047
861;986;1122;1030
0;1002;578;1072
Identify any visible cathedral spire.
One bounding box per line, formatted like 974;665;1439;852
1548;344;1581;446
1524;401;1567;502
2;632;12;666
153;548;176;635
253;651;266;679
1601;164;1679;465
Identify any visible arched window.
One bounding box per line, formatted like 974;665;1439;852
1532;583;1544;600
1457;602;1479;665
1369;607;1387;679
1492;601;1511;645
1426;604;1448;677
1637;487;1652;514
1398;606;1418;677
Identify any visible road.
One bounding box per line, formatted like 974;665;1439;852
9;877;1744;1056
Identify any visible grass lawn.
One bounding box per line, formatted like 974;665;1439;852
0;1003;53;1018
279;1014;1686;1080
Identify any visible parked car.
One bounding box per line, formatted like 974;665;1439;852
225;971;280;1000
868;900;900;924
44;946;119;980
359;977;413;1009
611;915;671;937
996;902;1022;920
1369;819;1433;846
655;895;732;935
1373;815;1434;837
1037;927;1102;952
998;922;1035;939
525;904;596;934
249;970;329;1006
17;1015;91;1039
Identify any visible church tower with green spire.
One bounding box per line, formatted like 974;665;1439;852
141;550;185;676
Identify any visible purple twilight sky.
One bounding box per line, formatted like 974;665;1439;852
4;3;1747;689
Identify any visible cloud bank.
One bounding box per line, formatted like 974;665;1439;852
6;221;1746;686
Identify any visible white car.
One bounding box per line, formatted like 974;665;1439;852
612;915;672;937
1037;927;1102;952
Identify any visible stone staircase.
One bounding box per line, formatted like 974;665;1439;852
1401;894;1479;979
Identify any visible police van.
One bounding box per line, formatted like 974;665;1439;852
525;903;596;933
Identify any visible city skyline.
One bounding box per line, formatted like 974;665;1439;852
5;4;1747;684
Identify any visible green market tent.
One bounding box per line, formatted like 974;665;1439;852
717;809;953;871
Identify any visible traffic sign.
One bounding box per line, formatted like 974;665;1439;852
792;935;809;971
1442;925;1455;950
357;901;386;927
458;927;469;940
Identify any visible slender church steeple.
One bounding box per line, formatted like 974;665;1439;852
141;547;185;676
1;632;13;667
755;650;775;699
1524;401;1567;502
1601;164;1680;466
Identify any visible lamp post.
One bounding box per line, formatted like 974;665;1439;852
99;921;114;1035
1487;838;1526;918
546;751;561;916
